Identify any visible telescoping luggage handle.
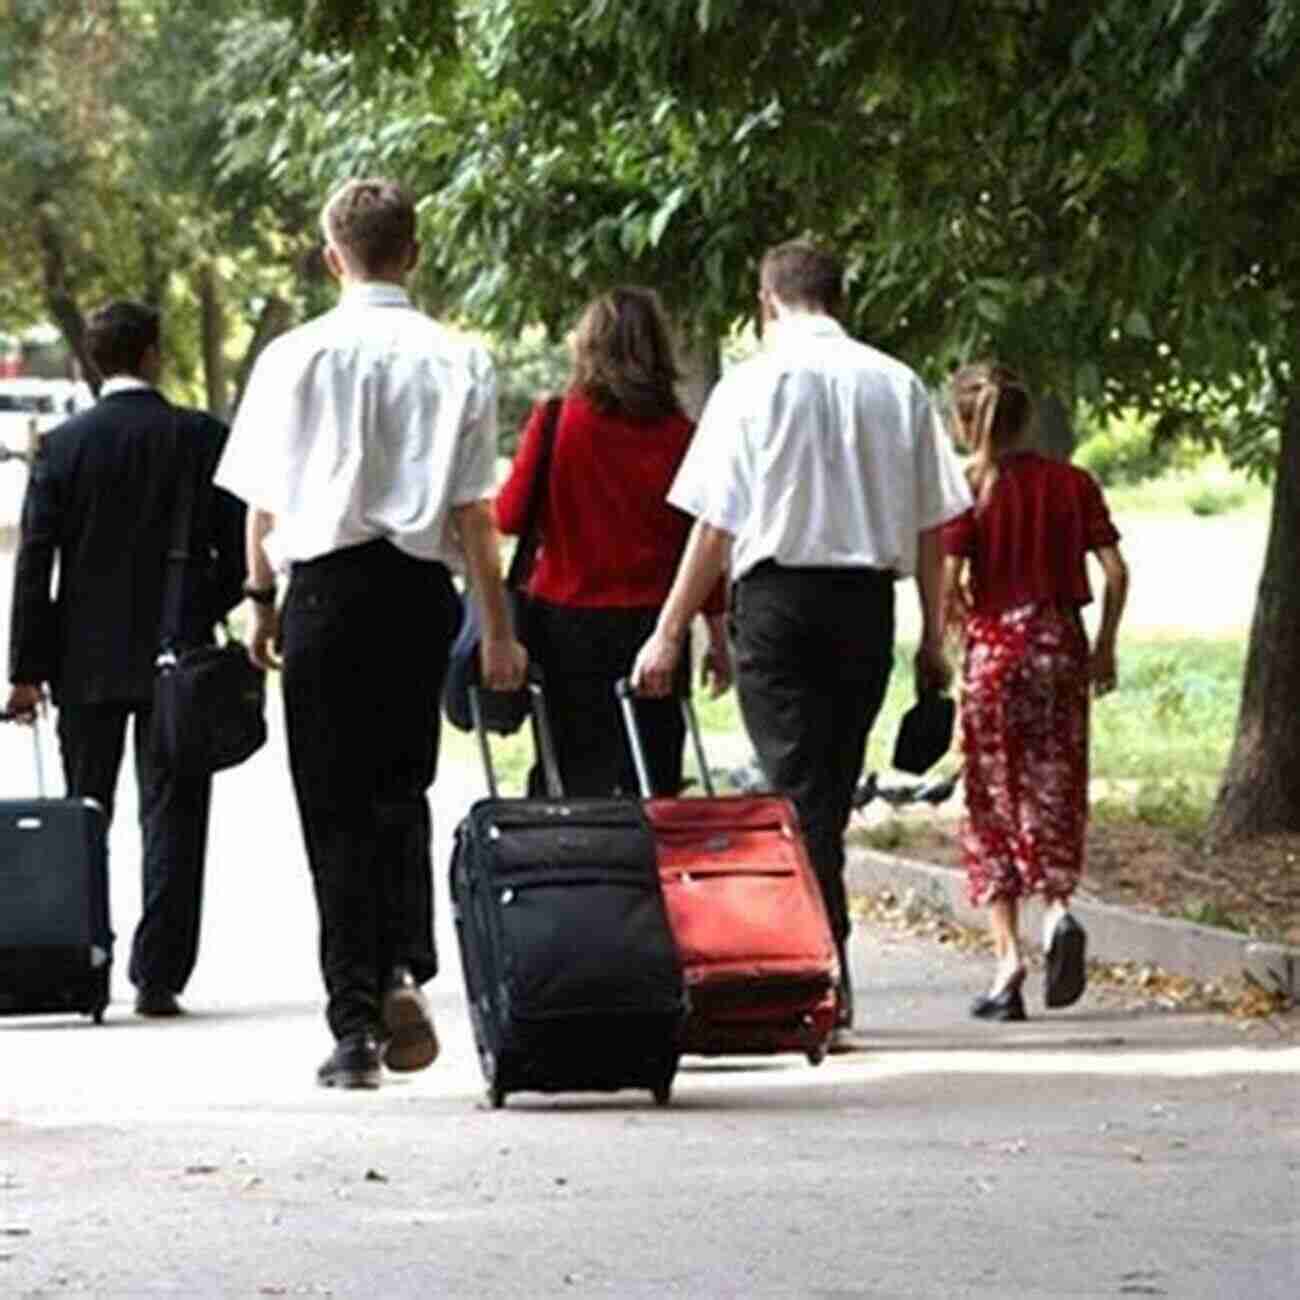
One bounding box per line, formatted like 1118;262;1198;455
614;678;716;800
0;707;48;798
469;672;564;801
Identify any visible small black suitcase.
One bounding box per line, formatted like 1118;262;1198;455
0;712;112;1023
450;682;685;1108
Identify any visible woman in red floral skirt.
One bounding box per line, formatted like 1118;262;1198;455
942;363;1128;1021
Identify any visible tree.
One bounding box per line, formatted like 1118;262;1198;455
0;0;331;409
253;0;1300;840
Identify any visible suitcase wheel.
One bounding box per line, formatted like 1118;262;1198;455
652;1081;672;1106
806;1047;825;1066
91;1006;107;1025
488;1085;507;1110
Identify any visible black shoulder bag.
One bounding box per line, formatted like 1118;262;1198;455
152;416;267;777
443;396;562;735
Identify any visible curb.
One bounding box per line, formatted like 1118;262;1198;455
845;845;1300;996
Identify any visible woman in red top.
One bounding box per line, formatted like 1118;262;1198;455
496;287;729;796
942;363;1128;1022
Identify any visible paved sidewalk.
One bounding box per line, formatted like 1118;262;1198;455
3;706;1299;1298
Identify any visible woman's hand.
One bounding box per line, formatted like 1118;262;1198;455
1090;642;1118;696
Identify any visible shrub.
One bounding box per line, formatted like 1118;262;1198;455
1186;483;1248;516
494;330;572;454
1075;413;1183;486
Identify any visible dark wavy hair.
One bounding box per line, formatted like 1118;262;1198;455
85;301;160;379
569;287;683;422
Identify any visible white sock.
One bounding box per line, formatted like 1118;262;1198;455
1043;900;1068;951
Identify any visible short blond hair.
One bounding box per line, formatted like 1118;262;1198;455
760;240;843;314
320;178;417;276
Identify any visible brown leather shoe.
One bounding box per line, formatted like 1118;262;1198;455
380;968;440;1073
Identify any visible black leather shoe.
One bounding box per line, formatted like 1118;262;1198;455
380;968;439;1073
134;988;183;1018
1044;912;1088;1009
317;1032;381;1089
970;986;1028;1022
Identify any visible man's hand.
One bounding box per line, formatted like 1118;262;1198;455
1090;641;1118;697
247;602;281;672
4;682;44;724
631;628;685;698
914;635;952;695
701;617;733;698
480;634;528;693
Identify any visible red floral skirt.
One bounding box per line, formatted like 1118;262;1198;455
959;603;1090;906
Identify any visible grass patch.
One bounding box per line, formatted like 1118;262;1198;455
1090;640;1244;782
449;636;1246;810
1103;455;1268;517
440;723;534;794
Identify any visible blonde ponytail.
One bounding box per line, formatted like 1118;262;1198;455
950;363;1032;507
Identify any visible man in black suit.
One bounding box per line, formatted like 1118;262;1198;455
5;301;246;1016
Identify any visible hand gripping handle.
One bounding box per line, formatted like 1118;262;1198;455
614;678;715;800
469;669;563;800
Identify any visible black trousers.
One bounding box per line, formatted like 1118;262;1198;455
56;699;212;994
730;563;895;950
280;540;459;1041
525;599;688;798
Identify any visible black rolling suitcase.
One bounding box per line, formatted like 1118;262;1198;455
450;682;685;1108
0;713;112;1023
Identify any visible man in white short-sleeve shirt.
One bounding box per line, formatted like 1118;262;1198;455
216;178;526;1089
633;240;970;1051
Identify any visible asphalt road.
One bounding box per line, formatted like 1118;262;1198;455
2;704;1297;1300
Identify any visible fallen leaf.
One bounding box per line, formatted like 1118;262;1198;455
363;1169;388;1184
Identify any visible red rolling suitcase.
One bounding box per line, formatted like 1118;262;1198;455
616;682;838;1064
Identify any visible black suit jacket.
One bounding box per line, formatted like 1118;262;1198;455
8;388;246;705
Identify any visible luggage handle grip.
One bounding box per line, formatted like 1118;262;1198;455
614;678;715;800
1;706;48;798
470;670;564;801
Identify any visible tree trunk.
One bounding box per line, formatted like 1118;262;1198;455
34;203;99;395
1035;393;1077;461
140;207;167;310
232;296;292;415
198;263;229;419
1206;381;1300;844
676;335;720;421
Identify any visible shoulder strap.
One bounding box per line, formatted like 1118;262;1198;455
159;410;199;649
506;395;562;588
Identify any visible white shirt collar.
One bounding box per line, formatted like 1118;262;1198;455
765;311;846;347
339;282;412;309
100;376;156;397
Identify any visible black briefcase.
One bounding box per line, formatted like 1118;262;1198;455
153;639;267;779
0;715;112;1023
449;682;685;1108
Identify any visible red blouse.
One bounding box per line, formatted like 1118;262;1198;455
495;389;724;613
941;451;1120;614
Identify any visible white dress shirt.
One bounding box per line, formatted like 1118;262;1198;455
215;282;498;571
99;376;156;397
668;312;972;580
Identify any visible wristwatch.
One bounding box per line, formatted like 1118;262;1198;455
243;582;277;608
